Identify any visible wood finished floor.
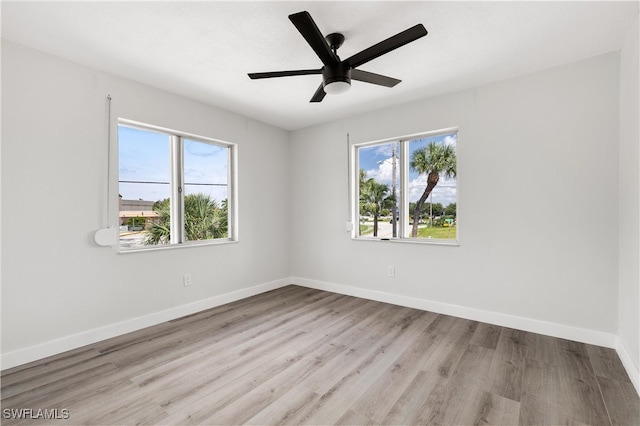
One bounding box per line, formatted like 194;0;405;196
1;285;638;425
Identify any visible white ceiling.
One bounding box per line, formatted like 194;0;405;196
2;1;638;130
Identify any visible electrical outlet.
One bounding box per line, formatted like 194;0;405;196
387;266;395;277
183;273;192;287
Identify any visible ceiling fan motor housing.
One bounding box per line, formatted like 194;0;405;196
323;62;351;88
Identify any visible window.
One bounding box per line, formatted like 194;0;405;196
352;129;458;243
118;120;236;250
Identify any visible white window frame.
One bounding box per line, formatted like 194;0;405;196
349;127;459;246
117;119;238;252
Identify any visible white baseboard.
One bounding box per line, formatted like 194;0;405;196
1;278;290;371
616;337;640;396
292;277;640;396
291;277;618;349
4;276;637;399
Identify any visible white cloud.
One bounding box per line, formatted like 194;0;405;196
443;134;457;147
373;143;397;157
408;174;427;201
366;157;396;185
408;174;457;205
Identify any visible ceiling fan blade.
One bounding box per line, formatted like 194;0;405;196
289;11;339;66
351;69;401;87
248;69;321;79
346;24;427;69
310;84;326;102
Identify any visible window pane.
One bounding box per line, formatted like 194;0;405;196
358;141;400;238
183;139;229;241
408;133;457;240
118;125;170;249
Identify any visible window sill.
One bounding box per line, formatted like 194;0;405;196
118;239;238;254
351;237;460;247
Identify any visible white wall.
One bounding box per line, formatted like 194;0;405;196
618;12;640;387
1;41;291;366
290;53;621;344
2;32;636;383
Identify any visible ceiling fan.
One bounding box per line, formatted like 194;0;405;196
248;11;428;102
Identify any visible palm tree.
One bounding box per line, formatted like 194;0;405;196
409;142;457;237
145;199;171;245
360;178;393;237
184;194;228;241
359;169;368;189
145;193;228;245
358;169;370;217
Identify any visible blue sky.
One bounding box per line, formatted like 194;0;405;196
118;125;228;203
119;125;455;207
359;132;457;206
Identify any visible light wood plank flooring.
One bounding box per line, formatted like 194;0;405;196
2;285;638;425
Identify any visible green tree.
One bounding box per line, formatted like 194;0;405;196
145;193;228;245
360;178;392;237
359;169;368;189
125;217;146;228
185;195;228;241
427;202;444;218
409;142;457;237
445;202;457;217
359;169;370;216
146;198;170;245
409;202;434;223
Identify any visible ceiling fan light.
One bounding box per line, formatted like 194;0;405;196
324;80;351;95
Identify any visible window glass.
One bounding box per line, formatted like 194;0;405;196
183;139;229;241
354;130;457;243
117;123;234;251
408;133;457;240
118;126;170;249
358;141;400;238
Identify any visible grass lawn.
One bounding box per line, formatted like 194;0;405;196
360;224;373;235
417;225;456;239
359;221;455;239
